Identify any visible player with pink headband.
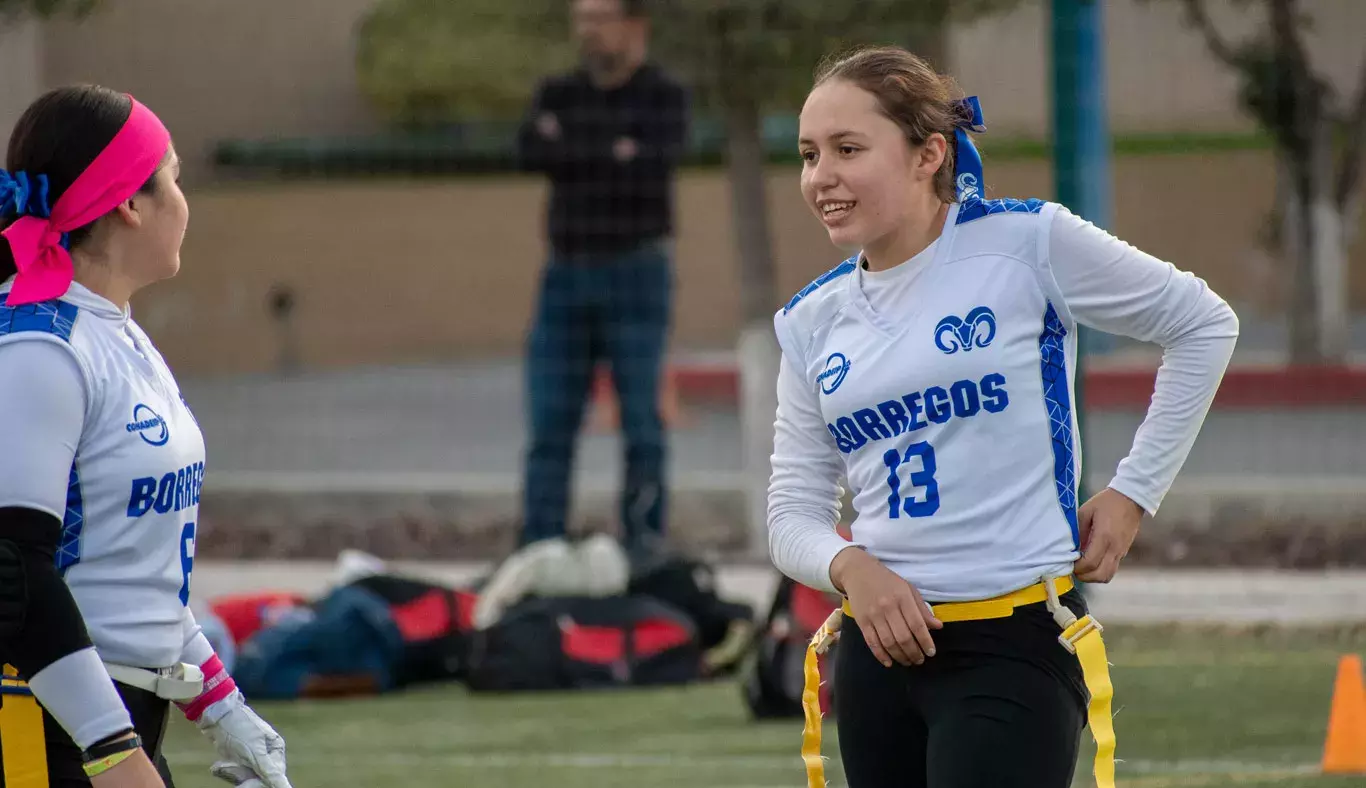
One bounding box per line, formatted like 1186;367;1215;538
0;87;293;788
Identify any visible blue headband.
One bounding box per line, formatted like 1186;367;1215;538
0;170;52;220
954;96;986;202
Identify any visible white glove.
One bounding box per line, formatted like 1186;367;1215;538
210;762;267;788
195;690;292;788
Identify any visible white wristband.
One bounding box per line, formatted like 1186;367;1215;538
27;647;133;750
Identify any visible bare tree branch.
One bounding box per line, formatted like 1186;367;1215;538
1335;51;1366;211
1179;0;1241;67
1273;0;1314;86
1266;0;1323;164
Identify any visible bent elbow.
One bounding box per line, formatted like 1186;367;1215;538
1169;292;1241;348
1213;297;1240;340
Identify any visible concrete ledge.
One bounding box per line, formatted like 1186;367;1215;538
187;561;1366;625
198;473;1366;568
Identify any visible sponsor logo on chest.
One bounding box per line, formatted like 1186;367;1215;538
125;403;169;446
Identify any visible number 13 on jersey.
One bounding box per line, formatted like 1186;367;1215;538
883;442;940;518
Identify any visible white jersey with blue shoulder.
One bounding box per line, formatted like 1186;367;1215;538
767;197;1239;601
0;280;206;669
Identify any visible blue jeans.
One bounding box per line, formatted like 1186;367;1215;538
521;240;672;555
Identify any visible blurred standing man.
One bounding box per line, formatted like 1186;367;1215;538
516;0;690;559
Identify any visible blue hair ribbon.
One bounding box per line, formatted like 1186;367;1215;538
0;170;52;220
954;96;986;202
0;169;66;251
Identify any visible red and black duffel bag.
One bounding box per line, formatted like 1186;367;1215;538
465;595;702;692
343;573;479;687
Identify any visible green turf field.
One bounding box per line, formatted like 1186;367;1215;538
161;625;1366;788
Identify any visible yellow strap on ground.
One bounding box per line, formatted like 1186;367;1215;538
797;578;1119;788
1063;616;1117;788
0;672;49;788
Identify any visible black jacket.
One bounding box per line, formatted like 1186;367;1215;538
516;63;690;257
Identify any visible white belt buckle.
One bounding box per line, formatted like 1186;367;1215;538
811;608;844;655
1042;575;1103;654
154;662;204;701
106;662;205;701
1058;616;1103;655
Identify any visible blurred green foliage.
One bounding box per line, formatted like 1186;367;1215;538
354;0;1025;126
355;0;576;127
643;0;1016;111
0;0;98;21
520;0;1021;111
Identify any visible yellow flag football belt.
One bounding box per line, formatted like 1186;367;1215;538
1;665;48;788
800;576;1117;788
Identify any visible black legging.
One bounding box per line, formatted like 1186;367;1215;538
833;590;1090;788
33;680;175;788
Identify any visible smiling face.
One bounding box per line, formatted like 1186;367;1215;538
798;78;947;259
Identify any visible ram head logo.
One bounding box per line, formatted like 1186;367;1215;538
956;172;981;201
934;306;997;354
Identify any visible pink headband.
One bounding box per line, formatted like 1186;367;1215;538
3;96;170;307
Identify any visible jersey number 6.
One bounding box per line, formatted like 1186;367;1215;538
179;521;196;606
882;443;940;518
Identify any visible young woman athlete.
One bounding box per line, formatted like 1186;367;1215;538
768;46;1238;788
0;86;293;788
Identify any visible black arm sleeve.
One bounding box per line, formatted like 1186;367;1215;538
631;79;690;173
0;506;94;677
515;79;566;175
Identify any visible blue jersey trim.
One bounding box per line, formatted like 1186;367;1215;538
1037;302;1079;548
0;298;79;342
783;258;857;314
955;196;1046;226
0;684;34;696
56;462;84;574
0;297;86;573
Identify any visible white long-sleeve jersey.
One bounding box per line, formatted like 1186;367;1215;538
0;280;207;669
767;198;1239;601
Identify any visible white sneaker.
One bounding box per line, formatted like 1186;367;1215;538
472;538;568;629
529;533;631;599
333;548;387;589
571;533;630;598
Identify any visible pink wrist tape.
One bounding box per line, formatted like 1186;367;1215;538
177;654;236;722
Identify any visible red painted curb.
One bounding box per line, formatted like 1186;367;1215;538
654;363;1366;409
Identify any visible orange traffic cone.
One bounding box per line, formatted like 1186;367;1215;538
1322;654;1366;774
